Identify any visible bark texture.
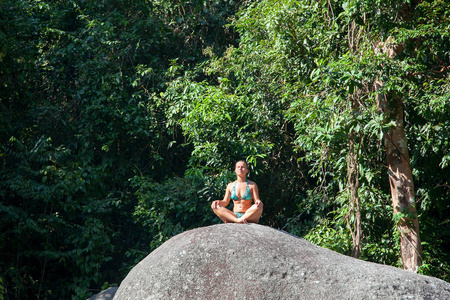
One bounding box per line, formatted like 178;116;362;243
347;131;362;259
375;80;422;271
347;19;363;259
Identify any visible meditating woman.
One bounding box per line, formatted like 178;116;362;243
211;160;263;223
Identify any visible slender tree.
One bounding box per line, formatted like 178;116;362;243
374;74;422;270
370;4;424;271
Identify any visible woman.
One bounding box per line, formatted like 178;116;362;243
211;160;263;223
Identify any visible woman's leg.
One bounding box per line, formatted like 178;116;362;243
212;205;240;223
242;204;263;223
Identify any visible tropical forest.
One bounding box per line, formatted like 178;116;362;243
1;0;449;299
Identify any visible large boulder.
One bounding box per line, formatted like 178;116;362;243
114;224;450;299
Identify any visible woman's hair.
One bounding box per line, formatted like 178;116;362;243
235;160;248;167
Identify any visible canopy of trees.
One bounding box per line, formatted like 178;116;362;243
1;0;449;299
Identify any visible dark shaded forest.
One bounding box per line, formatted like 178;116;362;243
1;0;449;299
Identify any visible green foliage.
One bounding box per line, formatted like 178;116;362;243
0;277;4;300
0;135;116;299
1;0;450;298
305;218;352;255
130;175;213;250
222;0;450;279
165;75;274;169
0;0;240;298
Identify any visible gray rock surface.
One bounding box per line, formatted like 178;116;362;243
87;287;118;300
114;224;450;299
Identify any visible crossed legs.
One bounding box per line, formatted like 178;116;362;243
212;204;263;224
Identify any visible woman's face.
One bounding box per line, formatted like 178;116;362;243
235;161;249;176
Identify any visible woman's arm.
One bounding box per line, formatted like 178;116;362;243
250;181;263;207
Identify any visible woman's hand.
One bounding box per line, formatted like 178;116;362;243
211;200;220;209
254;199;263;208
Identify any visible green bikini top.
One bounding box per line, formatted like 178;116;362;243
231;180;252;201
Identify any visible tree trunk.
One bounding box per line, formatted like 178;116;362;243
346;19;363;259
347;131;362;258
375;81;422;271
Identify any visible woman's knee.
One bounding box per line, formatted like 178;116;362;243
252;204;263;211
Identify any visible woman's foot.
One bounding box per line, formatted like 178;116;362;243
237;217;248;224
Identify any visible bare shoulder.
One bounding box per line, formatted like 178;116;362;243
226;181;235;190
248;180;260;198
247;180;258;188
